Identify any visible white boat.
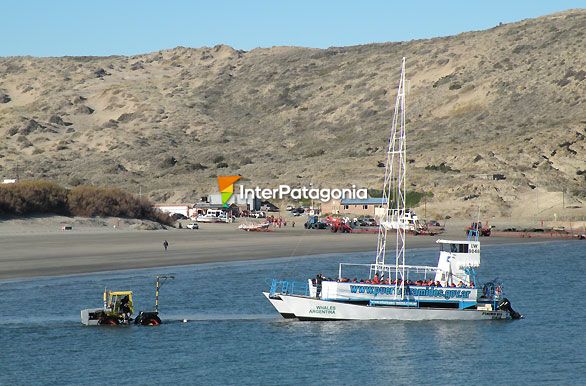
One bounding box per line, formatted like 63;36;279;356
196;209;232;223
238;222;271;232
380;208;423;232
263;58;521;321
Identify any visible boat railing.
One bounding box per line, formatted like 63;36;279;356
269;279;310;297
480;281;505;302
338;262;444;279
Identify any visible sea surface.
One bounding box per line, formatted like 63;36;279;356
0;240;584;385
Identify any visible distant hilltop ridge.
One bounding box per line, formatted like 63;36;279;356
0;10;585;219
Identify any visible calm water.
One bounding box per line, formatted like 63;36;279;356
1;241;584;385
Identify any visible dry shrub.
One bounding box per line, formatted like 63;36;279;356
68;185;173;225
0;180;173;225
0;180;68;215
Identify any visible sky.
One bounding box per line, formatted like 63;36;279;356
0;0;584;56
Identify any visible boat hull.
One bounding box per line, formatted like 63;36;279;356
239;223;271;231
196;217;227;223
262;292;295;318
276;294;509;321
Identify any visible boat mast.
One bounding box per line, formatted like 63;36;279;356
375;57;407;297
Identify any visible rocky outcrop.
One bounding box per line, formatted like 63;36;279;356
0;90;10;103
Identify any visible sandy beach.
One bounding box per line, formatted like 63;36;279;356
0;217;554;281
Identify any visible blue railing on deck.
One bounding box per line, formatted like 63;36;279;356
270;279;310;297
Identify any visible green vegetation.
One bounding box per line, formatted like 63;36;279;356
366;188;433;208
0;180;173;225
406;191;433;207
212;155;225;163
424;163;460;173
367;188;383;197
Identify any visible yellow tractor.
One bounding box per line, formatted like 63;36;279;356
81;276;173;326
81;289;134;325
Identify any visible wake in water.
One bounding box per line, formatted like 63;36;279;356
0;314;279;327
164;313;278;322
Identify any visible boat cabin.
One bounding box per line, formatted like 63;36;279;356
434;239;480;287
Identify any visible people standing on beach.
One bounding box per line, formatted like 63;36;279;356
163;240;169;251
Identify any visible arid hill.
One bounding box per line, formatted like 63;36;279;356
0;10;585;219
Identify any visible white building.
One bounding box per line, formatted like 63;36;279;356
153;204;193;218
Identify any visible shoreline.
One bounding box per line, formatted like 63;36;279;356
0;237;562;285
0;222;561;281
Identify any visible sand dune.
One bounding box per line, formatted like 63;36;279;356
0;10;584;220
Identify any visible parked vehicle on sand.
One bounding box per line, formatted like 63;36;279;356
466;222;491;237
304;215;328;230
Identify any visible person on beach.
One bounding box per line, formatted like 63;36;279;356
163;240;169;251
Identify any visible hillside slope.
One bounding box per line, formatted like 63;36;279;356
0;10;585;218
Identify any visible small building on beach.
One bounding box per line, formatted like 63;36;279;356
321;197;386;218
194;201;243;217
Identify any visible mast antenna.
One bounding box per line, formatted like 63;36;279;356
375;57;407;297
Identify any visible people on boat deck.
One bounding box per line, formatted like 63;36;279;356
332;277;475;288
315;273;325;297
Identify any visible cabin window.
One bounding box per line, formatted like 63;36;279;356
442;243;469;253
449;244;468;253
